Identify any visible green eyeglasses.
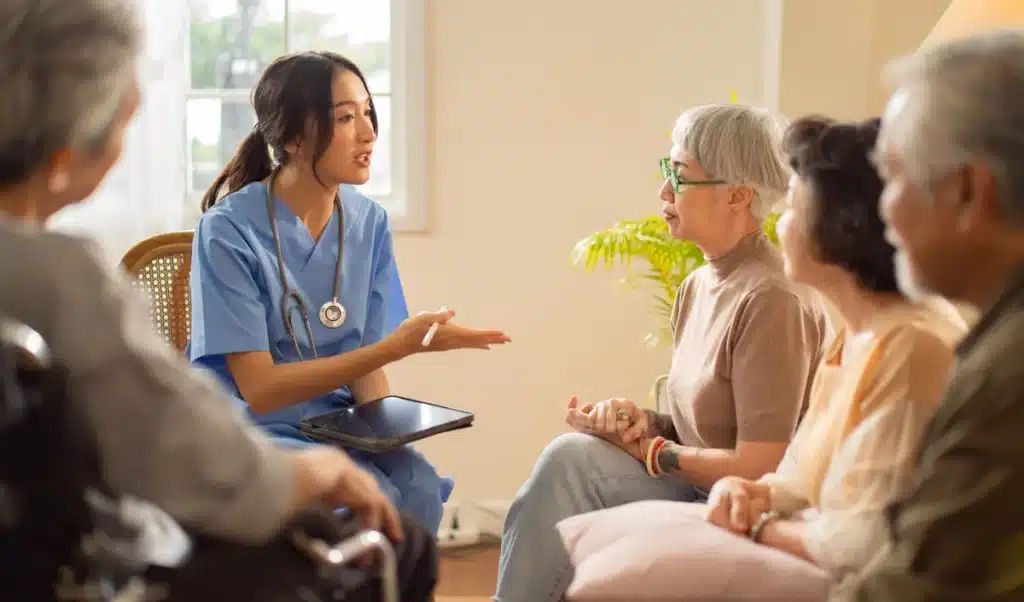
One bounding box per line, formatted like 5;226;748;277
660;157;725;193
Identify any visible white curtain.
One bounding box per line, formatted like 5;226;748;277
49;0;189;266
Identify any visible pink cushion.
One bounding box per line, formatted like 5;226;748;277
557;500;831;602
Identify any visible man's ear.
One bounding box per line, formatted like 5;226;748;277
956;160;999;234
45;148;74;193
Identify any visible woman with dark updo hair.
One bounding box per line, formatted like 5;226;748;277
701;115;968;576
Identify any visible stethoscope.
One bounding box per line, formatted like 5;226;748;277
267;170;346;361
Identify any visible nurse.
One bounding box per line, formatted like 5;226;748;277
189;50;510;534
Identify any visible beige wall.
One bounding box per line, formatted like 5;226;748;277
389;0;949;503
780;0;951;119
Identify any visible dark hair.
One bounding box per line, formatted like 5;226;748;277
782;116;898;293
200;51;378;212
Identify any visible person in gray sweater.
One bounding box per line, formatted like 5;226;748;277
0;0;469;557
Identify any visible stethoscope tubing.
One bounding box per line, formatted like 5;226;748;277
265;170;345;361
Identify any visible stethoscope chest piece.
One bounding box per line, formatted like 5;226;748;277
267;170;349;354
319;299;346;328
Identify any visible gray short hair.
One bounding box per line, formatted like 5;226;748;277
883;29;1024;222
0;0;141;185
672;104;791;221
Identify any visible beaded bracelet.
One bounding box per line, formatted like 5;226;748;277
645;436;667;477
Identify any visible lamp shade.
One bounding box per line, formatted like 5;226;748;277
920;0;1024;49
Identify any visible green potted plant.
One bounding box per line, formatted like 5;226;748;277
570;213;780;347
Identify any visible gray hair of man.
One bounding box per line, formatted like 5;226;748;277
881;28;1024;223
671;104;791;222
0;0;141;186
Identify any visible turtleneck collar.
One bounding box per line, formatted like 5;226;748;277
706;229;771;279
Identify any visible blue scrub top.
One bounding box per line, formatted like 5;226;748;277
188;181;409;441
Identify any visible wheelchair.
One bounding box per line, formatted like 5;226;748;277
0;316;400;602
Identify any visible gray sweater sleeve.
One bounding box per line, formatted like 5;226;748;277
0;228;294;544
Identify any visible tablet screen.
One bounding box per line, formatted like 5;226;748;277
307;396;472;441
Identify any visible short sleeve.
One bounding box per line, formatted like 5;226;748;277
362;212;408;346
189;212;270;361
731;286;822;443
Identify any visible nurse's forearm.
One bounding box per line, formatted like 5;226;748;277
351;369;391;404
229;340;408;414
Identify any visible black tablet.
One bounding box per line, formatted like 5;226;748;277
299;395;474;453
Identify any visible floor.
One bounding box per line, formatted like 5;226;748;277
435;545;499;602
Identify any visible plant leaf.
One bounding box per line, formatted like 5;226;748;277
571;213;779;347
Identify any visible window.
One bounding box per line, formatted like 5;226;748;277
184;0;426;230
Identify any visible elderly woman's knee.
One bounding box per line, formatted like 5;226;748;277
530;432;615;484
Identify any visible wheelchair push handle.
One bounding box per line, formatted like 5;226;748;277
291;528;398;602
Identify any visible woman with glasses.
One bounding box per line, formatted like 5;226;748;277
493;104;831;602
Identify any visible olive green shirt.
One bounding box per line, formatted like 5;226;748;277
830;269;1024;602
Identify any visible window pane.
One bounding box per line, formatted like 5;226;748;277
288;0;391;94
360;94;392;197
187;98;257;199
189;0;286;90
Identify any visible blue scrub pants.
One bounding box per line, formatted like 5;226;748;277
272;436;444;534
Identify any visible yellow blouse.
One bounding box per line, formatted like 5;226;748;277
758;298;968;577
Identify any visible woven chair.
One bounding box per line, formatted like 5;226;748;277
120;231;195;354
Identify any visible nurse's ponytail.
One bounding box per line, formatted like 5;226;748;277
200;129;273;212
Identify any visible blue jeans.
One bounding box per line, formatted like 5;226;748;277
494;433;706;602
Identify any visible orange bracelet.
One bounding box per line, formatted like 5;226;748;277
645;436;667;477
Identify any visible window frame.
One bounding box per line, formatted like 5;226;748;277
184;0;428;231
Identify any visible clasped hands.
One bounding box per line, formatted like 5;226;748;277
564;396;652;462
704;476;772;536
564;396;772;537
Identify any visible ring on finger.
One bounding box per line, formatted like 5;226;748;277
615;409;631;422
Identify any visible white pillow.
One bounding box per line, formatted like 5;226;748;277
557;500;832;602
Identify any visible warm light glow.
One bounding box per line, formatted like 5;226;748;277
921;0;1024;49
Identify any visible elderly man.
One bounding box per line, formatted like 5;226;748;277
830;29;1024;602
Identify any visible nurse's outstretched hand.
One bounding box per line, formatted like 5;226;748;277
388;308;511;355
